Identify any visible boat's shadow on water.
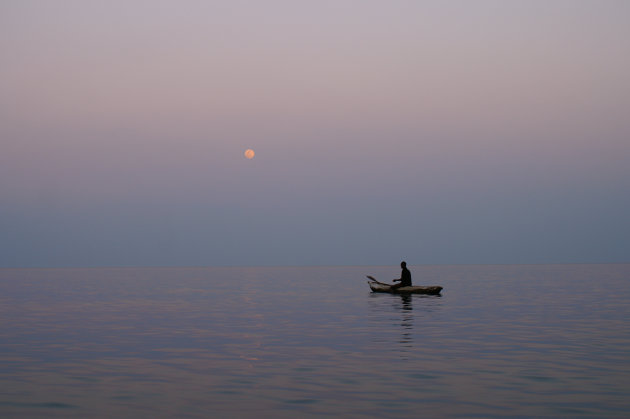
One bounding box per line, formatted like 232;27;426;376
367;292;443;359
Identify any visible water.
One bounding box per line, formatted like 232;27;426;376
1;265;629;418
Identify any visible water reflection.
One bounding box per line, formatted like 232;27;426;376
399;295;414;356
368;292;443;360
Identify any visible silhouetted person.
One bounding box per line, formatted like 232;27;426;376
391;261;412;290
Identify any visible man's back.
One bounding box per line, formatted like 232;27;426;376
401;266;412;287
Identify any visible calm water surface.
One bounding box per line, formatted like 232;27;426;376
1;265;629;417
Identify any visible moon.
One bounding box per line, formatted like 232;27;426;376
244;149;255;159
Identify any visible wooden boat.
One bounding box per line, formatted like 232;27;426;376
367;276;443;295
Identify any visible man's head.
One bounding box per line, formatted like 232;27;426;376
401;261;407;268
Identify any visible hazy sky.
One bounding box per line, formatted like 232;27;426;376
2;0;629;267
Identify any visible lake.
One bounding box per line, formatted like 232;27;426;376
1;265;629;417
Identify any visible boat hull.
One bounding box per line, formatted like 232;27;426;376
368;281;443;295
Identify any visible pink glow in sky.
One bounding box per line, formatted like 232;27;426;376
1;0;629;266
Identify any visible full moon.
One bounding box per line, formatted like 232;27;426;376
244;149;255;159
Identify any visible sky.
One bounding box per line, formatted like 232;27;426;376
1;0;629;267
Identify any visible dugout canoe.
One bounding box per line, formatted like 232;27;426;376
367;276;443;295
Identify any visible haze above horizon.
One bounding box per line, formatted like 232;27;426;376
2;0;629;267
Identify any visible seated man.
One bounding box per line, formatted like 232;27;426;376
391;261;412;290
